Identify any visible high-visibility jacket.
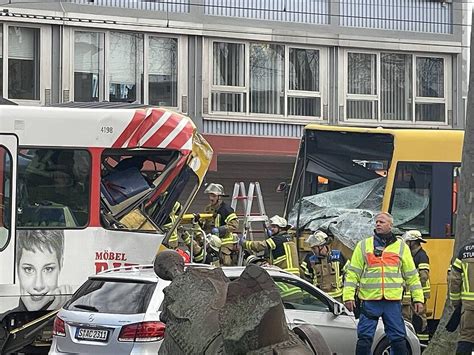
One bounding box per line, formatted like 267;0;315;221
343;235;424;303
449;240;474;309
403;246;430;303
243;232;299;275
300;250;345;299
204;201;239;246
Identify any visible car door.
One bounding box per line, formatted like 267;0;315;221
273;276;358;355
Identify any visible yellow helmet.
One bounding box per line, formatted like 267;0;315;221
306;231;330;247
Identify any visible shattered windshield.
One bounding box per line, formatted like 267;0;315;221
287;129;394;248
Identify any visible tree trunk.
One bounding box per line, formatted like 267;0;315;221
424;12;474;355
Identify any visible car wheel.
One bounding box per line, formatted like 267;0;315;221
373;337;413;355
293;324;332;355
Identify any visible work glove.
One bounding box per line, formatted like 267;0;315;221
211;227;219;235
309;255;317;266
266;228;273;237
238;235;245;246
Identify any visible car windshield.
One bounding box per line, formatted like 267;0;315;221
64;278;156;315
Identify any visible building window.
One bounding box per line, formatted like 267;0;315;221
209;40;324;119
109;32;143;103
250;43;284;115
148;37;178;107
73;30;180;107
416;57;445;122
288;48;321;117
347;53;377;120
344;51;448;123
381;53;412;121
8;27;40;100
74;31;104;102
211;42;246;113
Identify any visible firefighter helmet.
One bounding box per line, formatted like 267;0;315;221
306;231;330;247
204;183;226;196
402;230;427;243
207;234;222;252
244;254;268;266
269;215;288;228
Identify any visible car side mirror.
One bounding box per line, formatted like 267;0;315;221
333;302;343;316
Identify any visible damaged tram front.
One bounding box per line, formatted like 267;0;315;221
285;124;462;327
0;105;212;353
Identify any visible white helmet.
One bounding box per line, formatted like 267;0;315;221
207;234;222;252
204;183;226;196
269;215;288;228
244;254;267;266
306;231;330;247
402;230;426;243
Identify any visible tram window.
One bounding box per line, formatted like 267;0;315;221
17;149;91;228
390;162;456;237
391;163;432;234
0;147;12;250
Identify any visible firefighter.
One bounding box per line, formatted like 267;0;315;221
162;201;182;249
449;238;474;355
180;223;207;263
402;230;431;344
240;215;299;276
200;183;239;266
300;231;346;302
204;235;223;266
343;212;424;355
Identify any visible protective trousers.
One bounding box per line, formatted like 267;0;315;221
402;302;429;343
356;300;407;355
456;309;474;355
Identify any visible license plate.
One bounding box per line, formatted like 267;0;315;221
76;328;109;342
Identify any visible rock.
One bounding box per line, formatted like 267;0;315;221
158;264;313;355
153;250;184;281
159;267;229;354
220;264;290;353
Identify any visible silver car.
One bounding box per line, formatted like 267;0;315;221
49;265;420;355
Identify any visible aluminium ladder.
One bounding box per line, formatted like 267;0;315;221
231;182;269;266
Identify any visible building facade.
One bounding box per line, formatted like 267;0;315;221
0;0;468;215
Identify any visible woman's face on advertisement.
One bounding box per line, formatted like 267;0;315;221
18;248;60;311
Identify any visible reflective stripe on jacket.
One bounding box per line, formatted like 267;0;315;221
205;201;239;246
343;236;423;303
403;247;430;301
449;241;474;306
300;251;345;298
163;201;182;244
244;232;299;275
214;211;238;245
